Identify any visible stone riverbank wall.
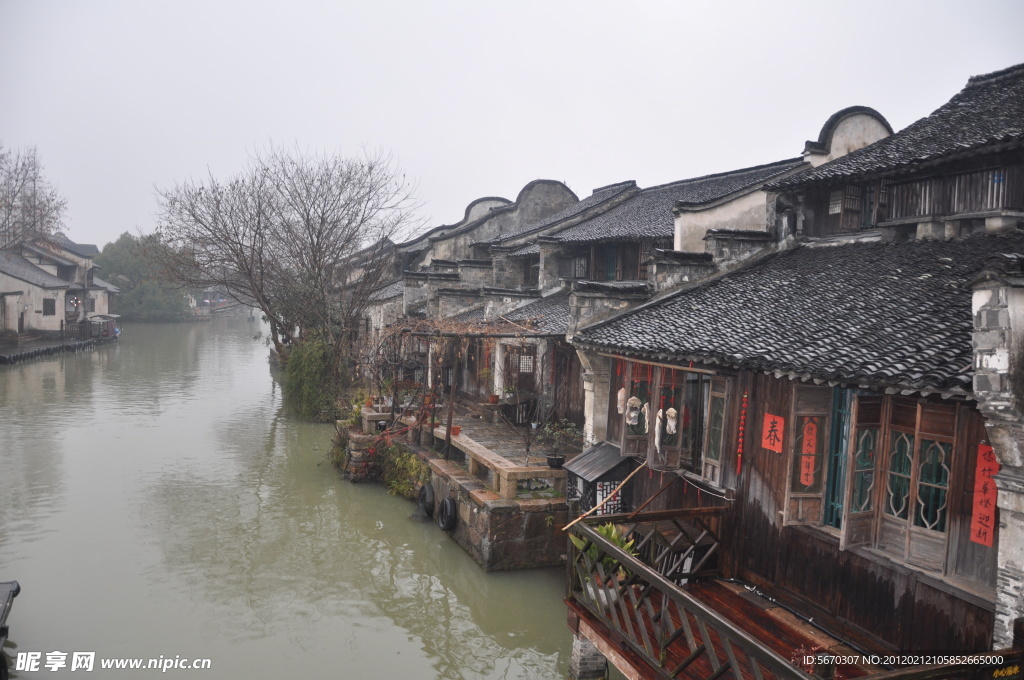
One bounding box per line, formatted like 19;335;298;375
339;410;571;572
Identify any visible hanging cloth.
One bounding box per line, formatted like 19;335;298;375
626;396;642;426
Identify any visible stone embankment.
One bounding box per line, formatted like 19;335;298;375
0;339;104;365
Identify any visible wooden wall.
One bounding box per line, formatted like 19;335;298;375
726;372;995;653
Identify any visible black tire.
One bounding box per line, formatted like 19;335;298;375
437;496;457;532
418;483;435;518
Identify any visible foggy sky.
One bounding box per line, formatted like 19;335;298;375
3;0;1024;250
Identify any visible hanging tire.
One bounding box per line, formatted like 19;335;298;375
418;483;435;518
437;497;457;532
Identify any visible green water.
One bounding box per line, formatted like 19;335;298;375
0;319;570;678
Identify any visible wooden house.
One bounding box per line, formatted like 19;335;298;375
561;64;1024;680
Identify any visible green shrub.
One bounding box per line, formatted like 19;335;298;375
374;441;430;499
283;335;339;422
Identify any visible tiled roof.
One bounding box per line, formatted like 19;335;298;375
451;306;486;323
0;251;70;289
50;233;100;258
487;181;637;245
574;232;1024;396
573;280;649;294
552;159;804;244
21;243;76;266
91;275;120;294
671;158;806;207
502;290;570;335
368;280;404;302
564;441;625;482
508;243;540;257
444;290;571;335
771;63;1024;189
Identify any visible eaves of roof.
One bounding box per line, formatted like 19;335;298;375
770;63;1024;190
573;232;1024;397
0;252;70;289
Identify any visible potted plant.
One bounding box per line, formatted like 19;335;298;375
449;424;461;437
539;418;582;468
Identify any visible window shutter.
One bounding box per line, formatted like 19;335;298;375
839;396;883;550
784;385;832;525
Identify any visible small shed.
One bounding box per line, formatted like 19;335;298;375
564;441;636;515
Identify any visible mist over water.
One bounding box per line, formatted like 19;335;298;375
0;319;569;678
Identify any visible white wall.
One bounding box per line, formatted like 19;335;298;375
674;190;768;253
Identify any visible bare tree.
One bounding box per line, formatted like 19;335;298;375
154;146;420;370
0;143;68;247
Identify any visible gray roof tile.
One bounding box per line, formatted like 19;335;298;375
488;181;637;245
771;63;1024;189
368;280;404;302
0;252;70;289
574;232;1024;395
502;290;570;335
553;159;804;244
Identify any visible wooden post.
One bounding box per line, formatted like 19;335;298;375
443;339;462;460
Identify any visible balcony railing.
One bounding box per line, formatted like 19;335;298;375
567;508;809;680
888;165;1024;221
567;509;1024;680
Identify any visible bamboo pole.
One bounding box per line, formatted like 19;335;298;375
628;474;676;519
562;461;649;532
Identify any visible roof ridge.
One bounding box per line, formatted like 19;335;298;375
590;180;638;193
966;62;1024;88
650;157;805;191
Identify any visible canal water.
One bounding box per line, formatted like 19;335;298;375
0;319;571;678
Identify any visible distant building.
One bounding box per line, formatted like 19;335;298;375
0;233;118;336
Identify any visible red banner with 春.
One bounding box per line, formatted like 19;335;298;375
970;444;1000;547
762;413;784;453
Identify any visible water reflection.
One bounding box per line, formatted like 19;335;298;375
1;319;569;678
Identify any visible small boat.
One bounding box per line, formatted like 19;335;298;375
0;580;21;680
86;313;122;341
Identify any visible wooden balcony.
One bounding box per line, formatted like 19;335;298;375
566;510;1023;680
887;165;1024;222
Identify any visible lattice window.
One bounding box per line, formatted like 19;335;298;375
828;190;843;214
595;481;623;515
43;298;56;316
915;440;950;532
885;432;914;519
850;428;878;513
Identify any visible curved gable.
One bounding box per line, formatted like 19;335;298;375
804;106;893;167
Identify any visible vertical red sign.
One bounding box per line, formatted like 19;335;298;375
761;413;784;453
971;444;1000;547
800;419;818;486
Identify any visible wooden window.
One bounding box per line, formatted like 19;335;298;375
523;255;540;287
638;240;653;280
785;392;987;580
596;480;624;515
785;385;833;525
558;255;588;280
503;345;536;396
823;389;853;528
828;190;843;215
612;361;728;486
876;399;956;570
701;378;729;486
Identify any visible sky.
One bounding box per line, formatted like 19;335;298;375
2;0;1024;250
